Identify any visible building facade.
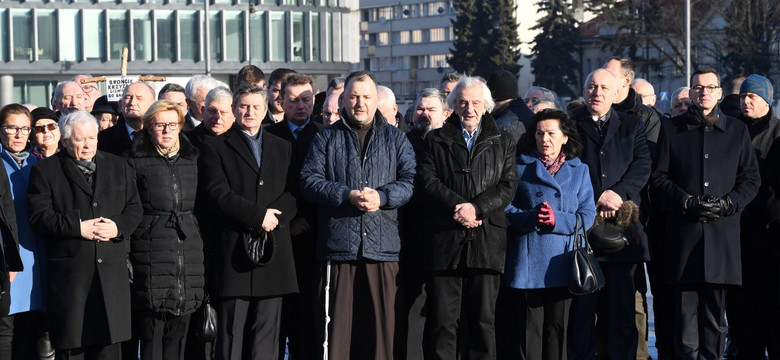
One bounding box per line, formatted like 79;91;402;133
0;0;360;107
357;0;456;107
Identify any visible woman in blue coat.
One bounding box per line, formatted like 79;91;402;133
496;109;596;360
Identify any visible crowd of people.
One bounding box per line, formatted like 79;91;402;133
0;57;775;360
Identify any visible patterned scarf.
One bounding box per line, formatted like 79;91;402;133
537;150;567;176
155;138;180;160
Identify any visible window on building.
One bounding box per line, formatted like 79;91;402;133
0;10;7;61
427;1;447;16
377;32;388;46
292;11;304;61
59;9;82;62
378;7;392;21
37;9;57;60
83;10;105;61
214;0;233;4
133;10;152;61
260;0;278;4
430;28;445;42
249;11;266;62
209;11;222;61
312;12;320;61
392;31;409;45
282;0;296;5
326;11;332;61
12;9;33;61
392;56;409;70
411;29;422;43
269;11;286;61
156;10;175;61
108;10;129;60
224;11;244;61
179;10;200;61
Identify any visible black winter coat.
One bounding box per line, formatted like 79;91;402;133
27;151;143;348
97;117;133;157
574;107;652;262
125;133;205;316
491;98;533;145
613;87;662;145
0;161;22;317
198;126;298;298
419;113;519;272
652;106;760;285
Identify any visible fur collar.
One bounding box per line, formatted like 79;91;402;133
129;131;199;159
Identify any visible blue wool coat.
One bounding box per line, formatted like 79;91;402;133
2;151;46;315
502;153;596;289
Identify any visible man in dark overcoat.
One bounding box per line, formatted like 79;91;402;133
652;68;760;360
97;82;155;156
27;110;142;359
264;73;324;359
198;85;298;360
418;76;518;359
567;68;652;360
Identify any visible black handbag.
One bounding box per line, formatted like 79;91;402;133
569;213;606;295
243;229;275;266
587;219;630;255
193;294;217;342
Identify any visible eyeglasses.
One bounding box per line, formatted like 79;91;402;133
151;122;179;131
691;85;721;93
82;85;99;94
34;123;59;134
2;126;32;135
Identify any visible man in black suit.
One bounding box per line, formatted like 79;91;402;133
263;68;296;126
28;110;142;359
184;75;219;132
568;68;652;360
97;82;155;156
198;85;298;360
265;73;324;359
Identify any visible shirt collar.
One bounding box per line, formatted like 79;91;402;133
286;118;310;134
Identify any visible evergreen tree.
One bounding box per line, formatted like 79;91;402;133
529;0;581;98
449;0;522;78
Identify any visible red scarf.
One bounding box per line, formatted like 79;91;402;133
537;150;566;176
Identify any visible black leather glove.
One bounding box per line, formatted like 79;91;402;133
706;195;733;216
683;195;720;223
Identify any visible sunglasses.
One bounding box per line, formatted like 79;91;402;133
34;123;59;134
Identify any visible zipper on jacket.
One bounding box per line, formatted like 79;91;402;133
170;161;185;315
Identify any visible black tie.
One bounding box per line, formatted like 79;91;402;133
293;127;303;140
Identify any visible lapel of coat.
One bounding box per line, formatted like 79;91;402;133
60;153;93;196
225;128;260;174
575;108;601;144
602;109;622;147
521;154;562;191
92;152;110;200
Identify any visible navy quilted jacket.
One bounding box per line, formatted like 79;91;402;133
300;113;416;261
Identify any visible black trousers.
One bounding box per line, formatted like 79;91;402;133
427;268;500;360
278;235;320;360
136;311;191;360
646;260;673;360
56;343;121;360
496;286;571;360
217;297;282;360
568;262;638;360
395;261;429;360
673;284;727;360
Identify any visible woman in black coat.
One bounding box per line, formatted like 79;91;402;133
27;110;143;359
125;100;205;360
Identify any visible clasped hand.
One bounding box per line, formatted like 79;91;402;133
454;203;482;228
537;201;556;227
349;187;381;212
80;217;119;241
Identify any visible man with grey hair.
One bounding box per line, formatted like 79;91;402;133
670;86;692;117
398;87;448;359
184;75;219;131
568;68;652;360
71;75;102;112
439;72;462;98
52;81;87;116
419;76;518;359
631;78;657;107
198;84;299;359
603;57;661;143
98;82;155;156
28;110;142;359
523;85;557;109
377;85;407;131
186;86;234;149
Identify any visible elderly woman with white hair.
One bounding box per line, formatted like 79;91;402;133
27;110;142;359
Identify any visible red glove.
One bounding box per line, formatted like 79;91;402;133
537;201;556;227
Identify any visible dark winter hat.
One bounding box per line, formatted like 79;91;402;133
30;107;58;125
90;95;120;116
487;70;519;102
739;74;774;105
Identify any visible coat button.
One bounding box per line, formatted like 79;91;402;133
599;150;606;156
97;259;102;264
704;154;709;159
93;202;98;207
601;173;607;178
536;191;543;197
362;232;367;236
555;193;561;198
704;181;710;187
258;180;264;186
